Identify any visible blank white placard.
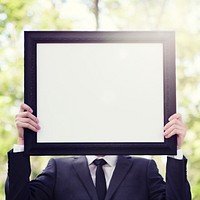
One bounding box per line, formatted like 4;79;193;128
37;43;164;143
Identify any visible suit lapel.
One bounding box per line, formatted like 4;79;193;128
105;156;133;200
73;156;98;200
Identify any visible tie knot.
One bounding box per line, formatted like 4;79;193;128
93;159;107;167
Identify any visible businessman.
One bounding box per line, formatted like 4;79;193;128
6;103;191;200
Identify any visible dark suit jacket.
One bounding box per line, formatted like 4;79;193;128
6;151;191;200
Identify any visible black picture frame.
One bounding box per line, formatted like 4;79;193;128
24;31;176;155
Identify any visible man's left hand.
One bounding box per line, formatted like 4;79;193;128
164;113;186;149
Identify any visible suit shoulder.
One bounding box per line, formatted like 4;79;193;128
118;156;157;173
50;156;84;165
123;155;154;164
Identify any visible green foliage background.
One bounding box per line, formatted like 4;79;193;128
1;0;200;199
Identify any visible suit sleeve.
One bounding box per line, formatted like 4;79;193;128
147;157;191;200
165;157;191;200
6;150;56;200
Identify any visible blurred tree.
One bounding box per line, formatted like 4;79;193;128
0;1;35;198
1;0;200;199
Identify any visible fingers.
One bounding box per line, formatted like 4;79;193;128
164;117;184;132
163;113;186;148
20;103;33;113
164;121;186;138
16;104;40;132
16;121;39;132
168;113;182;121
16;113;40;132
16;111;38;123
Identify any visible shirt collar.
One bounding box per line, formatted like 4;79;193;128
86;155;118;167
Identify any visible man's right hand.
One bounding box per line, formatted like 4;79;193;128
15;103;40;145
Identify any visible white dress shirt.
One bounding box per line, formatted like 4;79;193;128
86;155;118;189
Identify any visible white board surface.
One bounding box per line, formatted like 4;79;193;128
37;43;164;143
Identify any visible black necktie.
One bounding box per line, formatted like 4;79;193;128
93;159;107;200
